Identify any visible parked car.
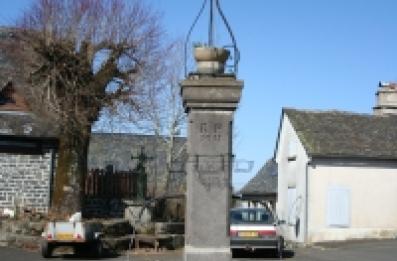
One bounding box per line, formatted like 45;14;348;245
230;208;284;258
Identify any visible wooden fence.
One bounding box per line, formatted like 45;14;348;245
84;169;137;198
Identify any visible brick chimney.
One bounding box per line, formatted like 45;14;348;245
373;81;397;115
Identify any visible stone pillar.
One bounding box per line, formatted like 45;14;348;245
181;74;243;261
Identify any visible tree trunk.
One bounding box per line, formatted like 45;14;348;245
164;136;174;196
50;128;90;218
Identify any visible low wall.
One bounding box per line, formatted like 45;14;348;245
0;216;46;249
83;197;126;218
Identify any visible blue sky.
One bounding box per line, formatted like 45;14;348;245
2;1;397;189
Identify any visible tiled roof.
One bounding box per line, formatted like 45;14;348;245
284;108;397;159
239;159;277;196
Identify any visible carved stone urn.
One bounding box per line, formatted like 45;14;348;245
194;46;230;74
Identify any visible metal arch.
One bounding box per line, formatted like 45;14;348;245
215;0;240;75
184;0;208;77
184;0;240;76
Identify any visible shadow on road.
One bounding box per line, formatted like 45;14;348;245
48;249;120;260
232;249;295;259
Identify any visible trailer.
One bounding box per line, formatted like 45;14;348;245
41;221;103;258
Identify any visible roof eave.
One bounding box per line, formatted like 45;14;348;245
310;153;397;162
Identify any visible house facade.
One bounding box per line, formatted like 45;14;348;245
0;84;58;213
275;85;397;243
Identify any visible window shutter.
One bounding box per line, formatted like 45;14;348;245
327;186;350;227
287;187;297;224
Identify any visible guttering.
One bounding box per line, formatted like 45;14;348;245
0;135;58;143
232;193;242;199
309;153;397;162
48;148;56;207
0;110;32;116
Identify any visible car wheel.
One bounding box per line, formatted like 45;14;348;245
41;241;53;258
231;249;237;258
277;237;284;259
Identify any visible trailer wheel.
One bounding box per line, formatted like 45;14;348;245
41;241;53;258
96;241;103;258
90;241;103;258
74;245;85;256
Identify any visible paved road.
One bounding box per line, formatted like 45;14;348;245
1;240;397;261
0;247;125;261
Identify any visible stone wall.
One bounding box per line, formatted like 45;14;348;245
0;152;53;213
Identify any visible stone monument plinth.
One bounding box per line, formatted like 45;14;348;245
181;71;243;261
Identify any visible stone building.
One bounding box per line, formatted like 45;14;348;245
0;27;57;213
0;84;57;213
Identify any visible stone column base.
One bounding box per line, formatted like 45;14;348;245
184;246;231;261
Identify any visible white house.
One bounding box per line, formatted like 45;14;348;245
275;82;397;244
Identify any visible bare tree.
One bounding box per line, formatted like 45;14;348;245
138;41;186;197
94;41;187;197
2;0;166;216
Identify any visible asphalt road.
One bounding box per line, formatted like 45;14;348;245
1;240;397;261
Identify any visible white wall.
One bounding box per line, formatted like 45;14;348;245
276;115;309;243
308;162;397;242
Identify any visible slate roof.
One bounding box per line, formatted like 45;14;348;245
284;108;397;159
0;111;56;138
0;27;56;138
239;159;277;196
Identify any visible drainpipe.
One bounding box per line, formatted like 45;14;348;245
48;148;56;208
304;158;311;244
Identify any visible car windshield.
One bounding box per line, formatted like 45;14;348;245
230;209;274;224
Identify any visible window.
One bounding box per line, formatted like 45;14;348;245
0;84;15;105
327;186;350;227
230;209;273;224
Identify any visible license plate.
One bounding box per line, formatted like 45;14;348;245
238;231;258;237
55;233;74;240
